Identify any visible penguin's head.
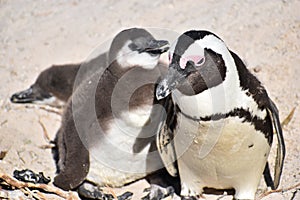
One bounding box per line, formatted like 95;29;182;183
10;67;65;106
156;30;231;100
109;28;169;69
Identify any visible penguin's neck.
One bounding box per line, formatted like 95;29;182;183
105;61;131;79
101;61;163;118
106;59;161;79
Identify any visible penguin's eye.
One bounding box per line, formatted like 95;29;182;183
179;55;204;69
128;43;140;52
196;57;205;66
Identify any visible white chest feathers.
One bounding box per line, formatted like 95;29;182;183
175;114;271;199
87;105;164;186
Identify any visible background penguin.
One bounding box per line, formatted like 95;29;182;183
53;28;179;198
156;30;285;199
10;52;108;106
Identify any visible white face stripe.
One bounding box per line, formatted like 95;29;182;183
116;40;159;70
195;34;228;56
170;34;230;70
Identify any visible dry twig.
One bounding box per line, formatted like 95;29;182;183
281;107;296;127
104;184;118;199
39;144;56;149
23;105;63;115
38;119;51;143
0;172;80;200
257;182;300;200
38;106;63;116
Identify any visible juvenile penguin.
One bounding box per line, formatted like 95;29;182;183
53;28;173;192
10;52;108;106
156;30;285;199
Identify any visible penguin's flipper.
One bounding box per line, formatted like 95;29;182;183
53;137;89;190
156;96;178;177
266;99;286;189
53;112;90;190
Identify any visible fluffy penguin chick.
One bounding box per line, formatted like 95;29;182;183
10;52;108;106
156;30;285;199
53;28;171;191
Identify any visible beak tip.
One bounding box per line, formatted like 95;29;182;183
10;87;35;104
10;94;17;103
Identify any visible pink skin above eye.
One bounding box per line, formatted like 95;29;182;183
179;55;204;69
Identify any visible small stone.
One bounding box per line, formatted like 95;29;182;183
253;66;262;73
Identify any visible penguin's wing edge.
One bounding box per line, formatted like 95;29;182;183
266;99;286;189
156;96;178;177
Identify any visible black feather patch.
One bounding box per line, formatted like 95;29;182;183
177;106;273;145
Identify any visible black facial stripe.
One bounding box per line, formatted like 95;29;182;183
183;30;222;42
203;48;227;83
176;47;227;96
176;105;273;145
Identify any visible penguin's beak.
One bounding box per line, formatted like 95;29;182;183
144;39;169;55
10;86;52;104
11;87;36;103
156;64;186;100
